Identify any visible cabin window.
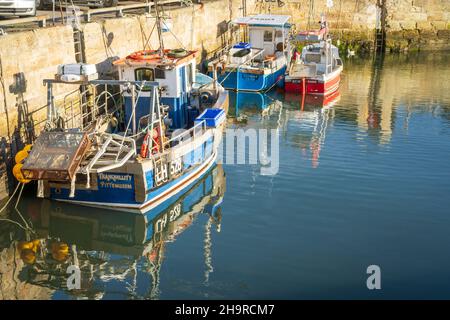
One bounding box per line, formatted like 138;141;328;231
135;68;154;91
155;68;166;79
264;30;273;42
275;30;283;38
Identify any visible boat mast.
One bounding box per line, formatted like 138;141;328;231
154;0;165;58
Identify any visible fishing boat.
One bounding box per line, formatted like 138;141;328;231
285;16;343;95
207;14;291;92
15;3;228;214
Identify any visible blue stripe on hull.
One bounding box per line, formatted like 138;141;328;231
211;66;286;92
144;137;213;203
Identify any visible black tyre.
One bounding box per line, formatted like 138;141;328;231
104;0;118;7
36;0;46;10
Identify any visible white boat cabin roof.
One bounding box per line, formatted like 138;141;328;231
232;15;291;28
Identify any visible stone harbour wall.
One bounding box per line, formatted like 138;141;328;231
265;0;450;53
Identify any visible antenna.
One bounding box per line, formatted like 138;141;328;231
306;0;315;31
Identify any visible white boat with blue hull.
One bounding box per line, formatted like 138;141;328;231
207;14;291;92
20;48;228;214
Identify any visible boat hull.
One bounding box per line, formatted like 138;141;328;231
211;65;286;92
44;120;224;214
52;151;218;214
285;66;342;96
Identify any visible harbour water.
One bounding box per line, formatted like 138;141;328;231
1;52;450;299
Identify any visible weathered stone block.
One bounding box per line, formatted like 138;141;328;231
387;21;402;31
437;29;450;39
426;13;444;21
400;20;417;30
418;29;438;40
431;21;447;30
403;30;420;40
409;12;428;22
416;21;432;30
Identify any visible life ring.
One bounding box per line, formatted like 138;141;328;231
140;132;150;158
140;129;160;158
167;48;188;58
151;128;160;154
127;50;160;61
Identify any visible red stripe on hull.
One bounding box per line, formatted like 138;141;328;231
284;89;341;108
285;72;341;95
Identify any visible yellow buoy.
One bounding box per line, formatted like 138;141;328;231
23;144;32;153
20;248;36;265
31;239;41;253
17;241;34;252
12;163;30;184
51;242;69;254
51;242;69;262
14;149;29;164
52;250;69;262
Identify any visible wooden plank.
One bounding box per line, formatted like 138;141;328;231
0;15;47;27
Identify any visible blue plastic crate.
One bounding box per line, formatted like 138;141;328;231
195;108;226;128
233;42;251;49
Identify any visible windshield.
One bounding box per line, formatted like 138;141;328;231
193;72;214;89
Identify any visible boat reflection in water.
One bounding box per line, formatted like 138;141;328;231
228;88;339;169
16;165;226;299
227;91;286;128
282;88;341;109
280;88;340;168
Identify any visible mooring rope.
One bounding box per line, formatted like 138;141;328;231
0;183;34;232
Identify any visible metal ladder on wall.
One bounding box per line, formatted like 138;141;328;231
375;29;385;54
73;29;85;63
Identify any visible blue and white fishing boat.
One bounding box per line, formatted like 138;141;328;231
208;14;291;92
18;7;228;214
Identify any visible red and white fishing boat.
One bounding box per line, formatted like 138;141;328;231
285;18;343;96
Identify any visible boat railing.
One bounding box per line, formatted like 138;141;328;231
81;132;136;178
209;43;233;61
61;84;121;131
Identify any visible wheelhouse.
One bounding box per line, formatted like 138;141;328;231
114;50;198;130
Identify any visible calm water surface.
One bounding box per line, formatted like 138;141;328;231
1;52;450;299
